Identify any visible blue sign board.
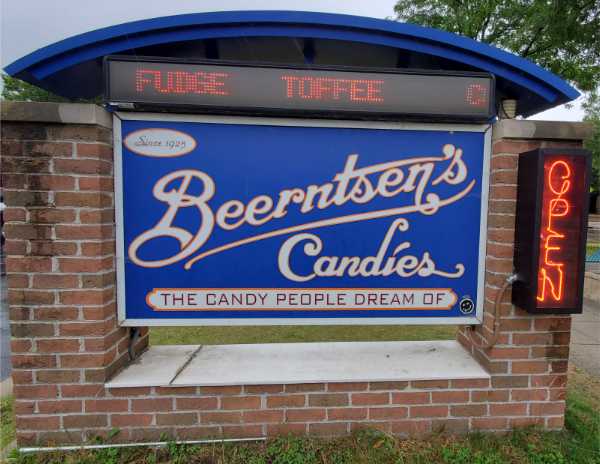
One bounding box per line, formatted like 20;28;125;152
115;114;490;325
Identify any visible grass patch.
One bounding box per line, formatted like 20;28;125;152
1;395;15;449
562;366;600;464
150;325;458;345
587;243;600;257
6;368;600;463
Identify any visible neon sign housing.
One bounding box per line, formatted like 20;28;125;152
512;148;591;314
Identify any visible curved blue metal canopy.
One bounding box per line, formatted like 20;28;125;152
4;10;579;116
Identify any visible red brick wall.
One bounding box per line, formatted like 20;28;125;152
1;109;584;446
2;119;149;445
457;138;585;431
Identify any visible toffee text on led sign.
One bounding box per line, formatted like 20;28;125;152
280;76;384;103
106;57;495;120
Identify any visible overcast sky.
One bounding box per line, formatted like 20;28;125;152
0;0;586;121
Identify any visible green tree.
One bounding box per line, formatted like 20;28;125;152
393;0;600;93
1;74;70;102
583;96;600;192
394;0;600;194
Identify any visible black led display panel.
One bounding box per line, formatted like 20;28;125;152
105;56;495;121
512;148;591;314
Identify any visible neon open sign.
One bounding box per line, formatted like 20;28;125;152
513;148;591;314
105;56;495;121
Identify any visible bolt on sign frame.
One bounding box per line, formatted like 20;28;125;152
114;112;492;326
512;148;591;314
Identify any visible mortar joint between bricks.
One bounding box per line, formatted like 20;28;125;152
486;270;512;277
486;239;513;248
486;255;512;262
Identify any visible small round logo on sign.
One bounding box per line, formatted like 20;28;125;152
124;128;196;157
459;296;475;314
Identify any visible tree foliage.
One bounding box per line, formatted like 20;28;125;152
583;96;600;191
1;74;70;102
395;0;600;192
394;0;600;93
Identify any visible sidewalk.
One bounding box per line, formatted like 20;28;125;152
570;298;600;377
0;269;10;387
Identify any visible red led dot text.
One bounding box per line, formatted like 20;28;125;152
135;69;229;96
281;76;384;103
466;83;488;107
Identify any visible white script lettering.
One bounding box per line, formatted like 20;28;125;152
128;146;472;270
277;218;464;282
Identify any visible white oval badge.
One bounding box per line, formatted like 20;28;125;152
124;128;196;157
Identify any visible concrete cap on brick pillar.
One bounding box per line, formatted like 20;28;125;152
492;119;593;141
1;102;111;128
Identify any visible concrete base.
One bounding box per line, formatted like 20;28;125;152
107;340;489;388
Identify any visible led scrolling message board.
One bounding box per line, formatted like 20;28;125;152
105;57;495;121
513;148;591;314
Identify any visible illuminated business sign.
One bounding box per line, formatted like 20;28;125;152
513;148;591;314
105;57;495;121
115;113;491;326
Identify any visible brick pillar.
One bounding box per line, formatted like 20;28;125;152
457;120;591;430
2;102;148;445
